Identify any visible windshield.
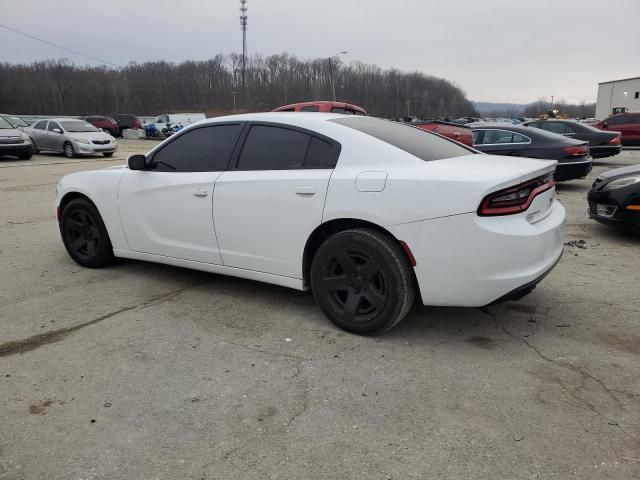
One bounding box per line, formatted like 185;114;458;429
331;116;475;161
0;117;14;129
60;120;99;132
4;116;29;127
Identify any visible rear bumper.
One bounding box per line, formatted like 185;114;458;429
590;145;621;158
387;200;566;307
0;143;33;157
555;158;592;181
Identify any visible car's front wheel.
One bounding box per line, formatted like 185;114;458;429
60;198;114;268
311;228;415;335
63;142;76;158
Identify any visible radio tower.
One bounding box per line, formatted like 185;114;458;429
240;0;248;98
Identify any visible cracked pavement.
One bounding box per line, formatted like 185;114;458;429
1;142;639;479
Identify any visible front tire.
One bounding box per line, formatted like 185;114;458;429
60;198;114;268
310;228;415;335
63;142;76;158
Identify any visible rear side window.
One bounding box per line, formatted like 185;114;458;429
237;125;339;170
479;129;530;144
150;124;242;172
542;122;567;134
300;105;320;112
331;117;473;161
34;120;47;130
608;115;627;125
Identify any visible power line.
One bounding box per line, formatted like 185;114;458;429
0;23;123;68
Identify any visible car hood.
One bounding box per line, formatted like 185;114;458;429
0;127;23;138
597;164;640;179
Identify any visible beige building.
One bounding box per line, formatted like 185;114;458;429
596;76;640;120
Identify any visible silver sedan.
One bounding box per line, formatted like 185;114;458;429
25;118;117;158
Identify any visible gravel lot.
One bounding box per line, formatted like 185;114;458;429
1;140;639;479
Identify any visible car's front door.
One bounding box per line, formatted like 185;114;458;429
117;123;244;264
213;123;339;278
46;121;65;152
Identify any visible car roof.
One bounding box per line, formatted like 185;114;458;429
273;101;366;111
201;111;349;125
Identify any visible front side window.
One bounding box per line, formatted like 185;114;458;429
47;121;61;132
150;124;243;172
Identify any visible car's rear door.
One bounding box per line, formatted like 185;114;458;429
30;120;50;149
213;122;340;278
118;123;243;264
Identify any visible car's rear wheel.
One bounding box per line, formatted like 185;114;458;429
60;198;114;268
310;228;415;335
30;138;40;154
63;142;76;158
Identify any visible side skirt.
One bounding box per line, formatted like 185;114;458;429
113;249;305;291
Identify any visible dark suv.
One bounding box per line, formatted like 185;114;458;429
108;114;142;133
80;116;119;137
593;112;640;146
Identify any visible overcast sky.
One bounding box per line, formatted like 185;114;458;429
2;0;639;104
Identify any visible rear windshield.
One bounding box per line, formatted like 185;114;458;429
331;116;474;161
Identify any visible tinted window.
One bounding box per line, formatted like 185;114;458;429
527;122;542;128
608;115;627;125
628;115;640;124
305;137;336;168
34;120;47;130
543;122;567;134
332;117;473;161
151;124;242;172
300;105;320;112
477;129;530;145
47;121;61;132
238;126;310;170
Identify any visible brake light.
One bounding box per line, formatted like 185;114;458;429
478;173;555;216
608;135;621;145
563;145;588;156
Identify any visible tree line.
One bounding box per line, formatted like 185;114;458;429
523;99;596;119
0;55;479;119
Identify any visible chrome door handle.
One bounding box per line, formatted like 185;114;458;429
192;188;209;197
295;186;316;195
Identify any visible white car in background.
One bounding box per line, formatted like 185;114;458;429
25;118;117;158
144;113;206;132
55;113;565;334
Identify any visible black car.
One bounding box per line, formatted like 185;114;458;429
588;164;640;233
523;119;622;159
471;123;592;181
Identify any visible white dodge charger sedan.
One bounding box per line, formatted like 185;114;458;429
56;113;565;334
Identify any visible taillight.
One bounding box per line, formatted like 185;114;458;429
608;135;621;145
563;145;588;156
478;173;555;216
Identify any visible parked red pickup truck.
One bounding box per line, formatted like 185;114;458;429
273;101;367;115
411;120;474;147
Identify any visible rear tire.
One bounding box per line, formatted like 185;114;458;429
63;142;76;159
310;228;415;335
60;198;114;268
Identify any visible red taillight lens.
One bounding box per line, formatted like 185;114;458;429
608;135;621;145
563;145;588;156
478;173;555;216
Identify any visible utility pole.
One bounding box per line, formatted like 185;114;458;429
328;51;347;101
240;0;248;102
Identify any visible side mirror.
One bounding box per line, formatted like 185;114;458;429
128;154;146;170
53;128;62;134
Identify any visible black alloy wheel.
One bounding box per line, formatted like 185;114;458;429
311;228;415;335
60;198;114;268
